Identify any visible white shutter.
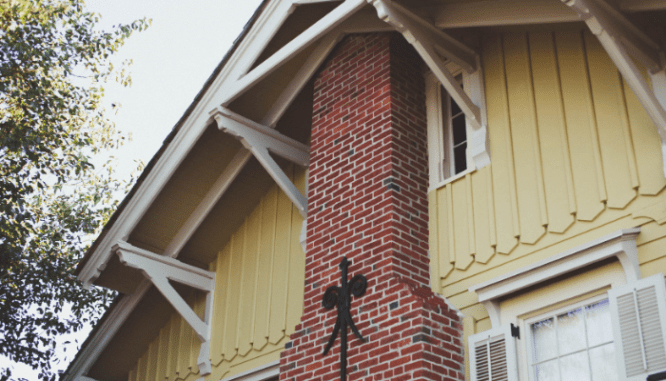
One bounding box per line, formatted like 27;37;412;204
609;273;666;381
468;325;517;381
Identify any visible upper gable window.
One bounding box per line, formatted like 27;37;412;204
425;68;489;189
441;73;468;178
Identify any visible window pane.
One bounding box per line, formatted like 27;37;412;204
560;352;591;381
532;317;558;362
451;97;462;117
535;360;559;381
590;343;617;381
454;143;467;174
452;114;466;145
585;300;612;347
557;308;586;354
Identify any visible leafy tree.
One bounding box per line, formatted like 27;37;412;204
0;1;149;379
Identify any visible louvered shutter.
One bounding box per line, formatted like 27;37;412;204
609;273;666;381
468;325;517;381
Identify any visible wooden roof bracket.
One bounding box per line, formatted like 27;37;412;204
113;241;216;376
211;106;309;218
369;0;491;170
563;0;666;177
220;0;366;106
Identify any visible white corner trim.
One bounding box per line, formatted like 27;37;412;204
220;360;280;381
113;241;216;375
211;107;309;218
469;228;641;327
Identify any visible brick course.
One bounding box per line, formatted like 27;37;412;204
279;33;465;381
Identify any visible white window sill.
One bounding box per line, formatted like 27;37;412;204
430;167;476;191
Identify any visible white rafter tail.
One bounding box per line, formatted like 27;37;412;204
369;0;478;73
562;0;665;73
113;241;215;375
262;30;345;127
212;107;309;218
163;149;252;258
223;0;366;105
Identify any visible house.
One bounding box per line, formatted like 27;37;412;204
62;0;666;380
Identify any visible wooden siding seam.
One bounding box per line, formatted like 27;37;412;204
581;31;609;204
550;31;578;217
265;188;279;342
617;74;641;190
525;32;550;230
500;33;522;241
486;168;497;249
466;173;476;257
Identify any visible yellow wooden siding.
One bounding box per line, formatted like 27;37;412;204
429;28;666;380
431;29;666;286
129;165;306;381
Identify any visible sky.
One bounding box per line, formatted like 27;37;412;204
4;0;263;379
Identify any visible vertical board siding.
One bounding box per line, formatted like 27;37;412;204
482;34;520;255
129;166;306;381
528;32;576;234
555;31;606;221
623;77;666;196
432;29;665;285
584;33;637;209
503;32;547;244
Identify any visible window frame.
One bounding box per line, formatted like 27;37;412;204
523;294;615;381
425;70;476;190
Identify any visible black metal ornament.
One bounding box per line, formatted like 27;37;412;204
322;257;367;380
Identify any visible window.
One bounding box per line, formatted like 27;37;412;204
526;298;617;381
467;229;666;381
426;72;470;186
441;74;467;178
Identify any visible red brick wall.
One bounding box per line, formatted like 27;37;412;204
279;33;465;381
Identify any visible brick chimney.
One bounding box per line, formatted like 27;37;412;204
279;33;465;381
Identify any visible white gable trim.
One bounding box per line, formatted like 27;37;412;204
469;228;641;327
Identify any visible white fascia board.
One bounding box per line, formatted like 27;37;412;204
62;280;152;381
469;228;641;304
616;0;666;12
220;360;280;381
433;0;578;28
431;0;666;29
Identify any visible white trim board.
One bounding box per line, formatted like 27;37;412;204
220;360;280;381
469;228;641;327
